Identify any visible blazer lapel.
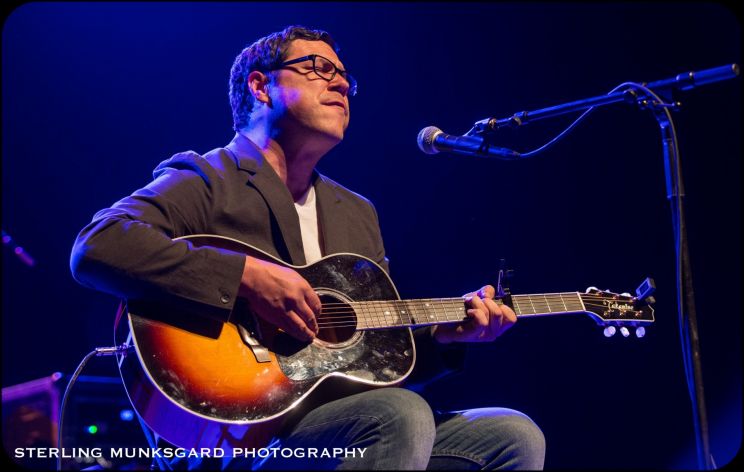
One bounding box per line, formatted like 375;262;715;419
314;172;343;255
225;134;306;265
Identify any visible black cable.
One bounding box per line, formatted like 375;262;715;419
464;83;638;159
56;345;131;471
624;82;713;469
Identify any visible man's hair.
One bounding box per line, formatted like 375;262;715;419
229;25;339;132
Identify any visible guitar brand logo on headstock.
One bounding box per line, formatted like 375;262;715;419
606;301;633;311
603;300;635;317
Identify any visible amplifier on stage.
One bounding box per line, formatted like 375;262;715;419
2;373;150;470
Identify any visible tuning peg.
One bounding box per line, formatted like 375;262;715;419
620;327;630;337
586;286;599;293
620;292;631;297
603;326;617;337
635;327;646;338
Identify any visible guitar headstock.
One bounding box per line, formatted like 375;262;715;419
579;278;656;338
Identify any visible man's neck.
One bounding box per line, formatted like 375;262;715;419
239;129;322;201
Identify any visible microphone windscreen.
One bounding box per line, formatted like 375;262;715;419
417;126;442;154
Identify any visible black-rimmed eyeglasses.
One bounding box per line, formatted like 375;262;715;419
269;54;358;96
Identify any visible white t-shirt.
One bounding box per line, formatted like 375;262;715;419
294;185;322;264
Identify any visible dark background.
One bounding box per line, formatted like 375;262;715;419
2;2;741;469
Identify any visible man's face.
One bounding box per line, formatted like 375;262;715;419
268;39;352;148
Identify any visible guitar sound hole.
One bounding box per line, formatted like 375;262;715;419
317;294;357;344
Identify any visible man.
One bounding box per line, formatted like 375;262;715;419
71;25;545;470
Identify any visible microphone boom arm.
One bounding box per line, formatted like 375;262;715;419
472;64;739;134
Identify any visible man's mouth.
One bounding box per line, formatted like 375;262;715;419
324;101;347;113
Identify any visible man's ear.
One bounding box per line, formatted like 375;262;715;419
247;70;271;105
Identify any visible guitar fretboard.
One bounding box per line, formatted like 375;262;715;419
349;292;585;330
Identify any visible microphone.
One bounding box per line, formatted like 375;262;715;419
417;126;520;159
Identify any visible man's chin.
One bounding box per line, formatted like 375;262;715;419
298;122;346;152
321;128;345;146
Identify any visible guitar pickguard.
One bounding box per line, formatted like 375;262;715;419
275;330;413;382
270;253;415;384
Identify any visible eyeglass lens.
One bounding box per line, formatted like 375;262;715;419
314;56;356;95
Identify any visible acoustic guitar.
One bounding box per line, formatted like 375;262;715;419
114;234;655;452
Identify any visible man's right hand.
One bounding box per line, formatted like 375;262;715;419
237;256;320;342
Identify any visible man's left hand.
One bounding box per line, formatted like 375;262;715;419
432;285;517;343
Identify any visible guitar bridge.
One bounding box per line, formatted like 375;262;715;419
238;324;272;363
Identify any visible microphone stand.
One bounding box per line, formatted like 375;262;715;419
472;64;739;470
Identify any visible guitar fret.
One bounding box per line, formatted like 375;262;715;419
381;301;395;326
425;300;437;324
351;301;362;329
543;294;554;312
401;300;413;326
406;299;416;325
378;301;386;327
450;299;466;322
370;302;376;327
354;301;365;329
371;301;382;328
450;299;463;322
380;301;391;327
394;300;404;326
371;301;382;327
387;301;396;326
359;301;369;328
440;299;451;323
512;297;524;316
394;300;412;327
418;299;430;324
434;299;444;324
416;299;431;325
393;300;406;326
364;301;374;329
428;299;439;324
439;299;449;322
370;300;380;328
360;301;373;329
442;299;450;321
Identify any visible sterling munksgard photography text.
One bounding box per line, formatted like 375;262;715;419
14;447;368;459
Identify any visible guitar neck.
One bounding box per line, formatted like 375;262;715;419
351;292;586;330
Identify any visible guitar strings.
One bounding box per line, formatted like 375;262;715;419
314;291;644;317
311;295;649;328
317;293;638;308
317;297;640;314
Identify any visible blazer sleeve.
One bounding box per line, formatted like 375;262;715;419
70;152;246;322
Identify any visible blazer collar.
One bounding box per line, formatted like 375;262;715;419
225;132;265;174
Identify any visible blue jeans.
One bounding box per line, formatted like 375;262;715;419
233;388;545;470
